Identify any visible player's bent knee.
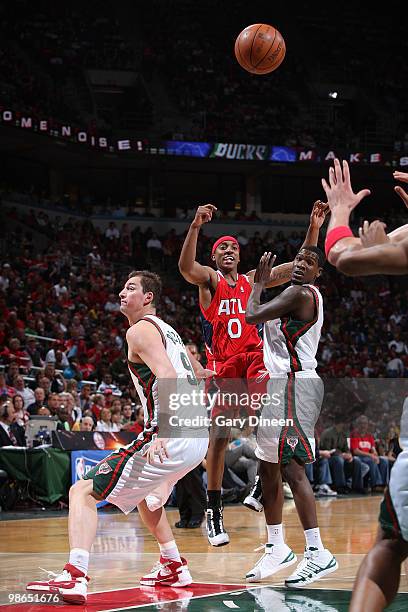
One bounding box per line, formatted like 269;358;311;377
69;478;94;500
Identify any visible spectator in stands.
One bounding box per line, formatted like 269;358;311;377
79;384;93;412
47;392;61;416
128;405;144;435
12;394;28;426
111;408;122;432
0;373;14;400
319;415;366;493
385;425;402;463
0;400;26;447
105;222;120;241
45;346;69;368
350;415;389;490
26;387;46;415
104;293;120;313
110;354;129;385
97;373;120;395
121;403;134;428
43;363;65;393
386;350;404;377
12;375;35;407
146;232;163;264
96;407;116;432
56;405;72;431
37;375;51;399
53;278;68;299
305;447;337;497
80;416;95;432
6;361;20;386
25;338;44;368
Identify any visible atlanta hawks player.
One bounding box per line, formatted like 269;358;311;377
178;201;328;546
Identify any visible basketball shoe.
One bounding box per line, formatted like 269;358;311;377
284;547;338;588
243;475;263;512
246;543;297;582
140;556;192;587
206;506;230;546
26;563;89;604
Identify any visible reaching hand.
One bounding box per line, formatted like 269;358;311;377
358;220;389;247
191;204;217;228
254;252;276;286
310;200;330;229
393;171;408;208
145;438;170;465
321;159;371;214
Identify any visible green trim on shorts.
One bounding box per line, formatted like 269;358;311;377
84;435;153;499
379;487;402;538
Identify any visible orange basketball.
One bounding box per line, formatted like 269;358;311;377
234;23;286;75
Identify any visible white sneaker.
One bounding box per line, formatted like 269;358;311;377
246;543;297;582
26;564;89;604
283;482;293;499
315;484;337;497
285;547;338;588
140;556;192;587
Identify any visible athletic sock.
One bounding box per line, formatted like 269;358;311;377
266;524;285;547
159;540;182;563
304;527;324;551
207;489;222;508
68;548;89;575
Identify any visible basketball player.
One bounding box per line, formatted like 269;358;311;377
178;201;328;546
322;160;408;611
26;271;208;604
244;249;338;586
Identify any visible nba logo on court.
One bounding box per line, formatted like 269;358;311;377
287;436;299;451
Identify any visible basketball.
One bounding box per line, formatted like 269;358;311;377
234;23;286;75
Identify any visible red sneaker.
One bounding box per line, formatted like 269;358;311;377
140;556;192;587
26;563;90;604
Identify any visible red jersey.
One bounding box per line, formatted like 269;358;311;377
200;271;262;363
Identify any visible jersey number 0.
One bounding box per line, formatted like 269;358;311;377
227;318;242;339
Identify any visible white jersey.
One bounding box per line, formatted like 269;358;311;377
126;315;196;434
263;284;323;375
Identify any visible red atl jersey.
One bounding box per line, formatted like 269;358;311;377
200;271;262;363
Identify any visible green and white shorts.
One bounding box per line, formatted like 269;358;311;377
379;450;408;541
84;436;208;514
255;371;323;465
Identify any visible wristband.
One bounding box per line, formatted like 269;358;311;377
325;226;353;257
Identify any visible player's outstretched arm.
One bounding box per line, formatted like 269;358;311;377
178;204;218;286
336;238;408;276
247;201;328;288
246;252;307;324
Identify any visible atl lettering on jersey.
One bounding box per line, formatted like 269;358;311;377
200;272;262;362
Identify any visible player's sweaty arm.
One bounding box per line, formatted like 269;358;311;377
178;204;218;287
246;283;307;325
246;251;309;324
246;200;328;289
336;238;408;276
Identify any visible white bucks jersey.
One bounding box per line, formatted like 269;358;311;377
263;285;323;375
126;315;196;434
401;397;408;450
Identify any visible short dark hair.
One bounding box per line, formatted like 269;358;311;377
300;246;325;268
127;270;162;306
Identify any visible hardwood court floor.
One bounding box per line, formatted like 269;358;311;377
0;496;407;610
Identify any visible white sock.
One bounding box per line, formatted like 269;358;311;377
159;540;182;562
266;524;285;547
304;527;324;551
68;548;90;575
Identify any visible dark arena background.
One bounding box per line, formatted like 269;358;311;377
1;2;408;611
